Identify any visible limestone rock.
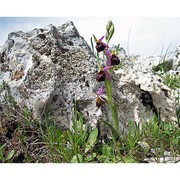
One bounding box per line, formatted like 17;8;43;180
122;55;165;72
0;21;98;129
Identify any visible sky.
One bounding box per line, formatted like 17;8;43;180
0;17;180;56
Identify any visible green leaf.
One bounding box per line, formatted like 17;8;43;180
90;37;94;54
123;156;137;163
67;130;73;145
71;154;83;163
6;149;15;161
92;153;97;158
81;124;88;142
87;128;98;146
0;144;5;151
85;153;97;162
85;144;91;153
112;104;119;132
100;120;120;141
102;146;113;157
116;44;120;54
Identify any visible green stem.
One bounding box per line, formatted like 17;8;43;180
105;79;119;136
96;56;101;69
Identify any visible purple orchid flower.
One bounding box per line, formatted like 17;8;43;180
96;66;112;82
98;36;109;48
105;49;120;66
96;86;105;96
96;87;107;107
95;36;109;52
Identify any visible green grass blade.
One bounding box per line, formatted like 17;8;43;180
67;130;73;145
100;120;120;141
90;37;94;55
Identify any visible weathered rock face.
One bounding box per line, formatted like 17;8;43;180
0;21;178;132
114;69;177;129
0;22;98;129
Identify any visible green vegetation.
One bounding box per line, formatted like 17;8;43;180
0;84;179;163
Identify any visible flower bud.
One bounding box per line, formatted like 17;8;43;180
106;21;114;44
106;20;113;32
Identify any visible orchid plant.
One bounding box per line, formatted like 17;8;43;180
93;21;120;142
